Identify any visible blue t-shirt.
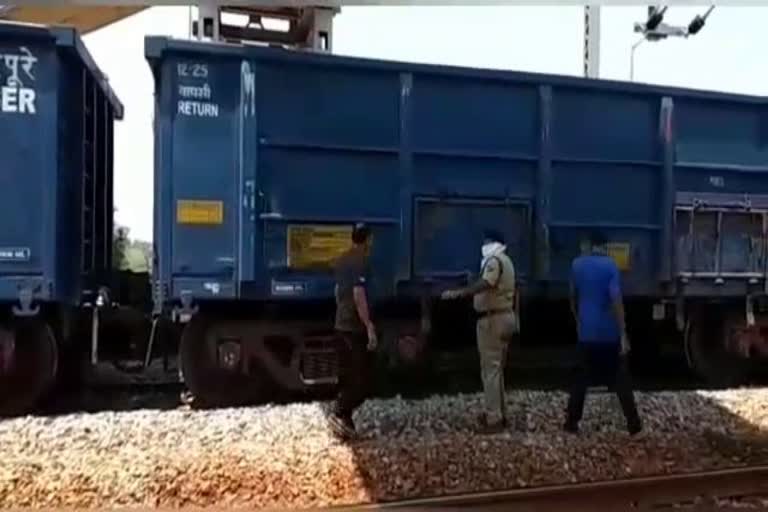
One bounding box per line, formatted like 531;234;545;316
571;253;622;343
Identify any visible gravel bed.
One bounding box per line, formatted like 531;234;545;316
1;388;768;509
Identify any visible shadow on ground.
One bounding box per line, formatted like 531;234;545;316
315;354;768;507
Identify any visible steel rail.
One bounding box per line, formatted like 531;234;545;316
318;465;768;511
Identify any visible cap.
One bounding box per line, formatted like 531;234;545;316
588;230;608;247
482;229;505;244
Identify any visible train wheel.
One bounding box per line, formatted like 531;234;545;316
377;325;432;397
686;307;752;387
179;314;266;409
0;320;58;417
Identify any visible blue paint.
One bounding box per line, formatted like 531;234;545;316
659;96;675;282
145;37;768;306
0;23;122;307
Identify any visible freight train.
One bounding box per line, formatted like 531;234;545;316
2;21;768;415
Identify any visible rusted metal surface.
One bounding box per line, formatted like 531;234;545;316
729;323;768;359
322;465;768;511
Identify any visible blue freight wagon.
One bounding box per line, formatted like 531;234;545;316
0;22;123;414
146;36;768;405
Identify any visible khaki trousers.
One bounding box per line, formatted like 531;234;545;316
476;311;516;424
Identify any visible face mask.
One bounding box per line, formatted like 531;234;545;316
481;242;505;260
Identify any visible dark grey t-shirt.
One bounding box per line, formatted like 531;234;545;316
334;249;369;333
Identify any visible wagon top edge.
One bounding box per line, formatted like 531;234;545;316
0;20;124;119
144;34;767;107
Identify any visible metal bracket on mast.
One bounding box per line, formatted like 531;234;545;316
192;3;221;42
191;4;337;52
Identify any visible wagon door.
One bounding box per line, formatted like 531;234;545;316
413;198;532;282
169;57;240;300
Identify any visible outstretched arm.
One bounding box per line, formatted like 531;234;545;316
442;257;500;300
449;278;492;299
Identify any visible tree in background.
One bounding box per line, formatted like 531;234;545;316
112;224;151;273
113;225;129;271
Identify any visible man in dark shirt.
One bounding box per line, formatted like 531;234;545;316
565;231;643;436
328;223;377;440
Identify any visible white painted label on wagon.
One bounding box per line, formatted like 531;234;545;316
271;281;306;296
176;61;218;118
0;86;35;114
709;175;725;188
0;247;30;261
0;46;38;115
203;282;221;295
178;100;219;118
241;61;255;118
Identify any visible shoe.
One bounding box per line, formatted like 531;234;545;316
478;413;508;429
563;422;579;435
179;390;195;406
478;421;506;435
328;412;358;440
477;413;507;434
628;425;644;438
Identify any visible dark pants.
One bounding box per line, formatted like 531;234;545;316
334;330;372;419
566;342;642;433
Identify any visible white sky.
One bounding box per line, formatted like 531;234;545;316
82;6;768;242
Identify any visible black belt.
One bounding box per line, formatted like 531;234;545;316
477;309;513;319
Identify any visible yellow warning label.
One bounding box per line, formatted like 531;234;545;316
176;200;224;225
607;242;631;271
579;238;631;271
287;224;353;269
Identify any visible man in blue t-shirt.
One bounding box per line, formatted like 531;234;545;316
565;231;642;436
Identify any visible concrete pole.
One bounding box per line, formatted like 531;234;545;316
630;38;645;81
583;5;601;79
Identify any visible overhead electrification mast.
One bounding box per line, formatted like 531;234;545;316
0;3;715;80
584;5;715;80
190;4;338;51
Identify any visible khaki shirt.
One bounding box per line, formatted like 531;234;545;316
473;251;516;313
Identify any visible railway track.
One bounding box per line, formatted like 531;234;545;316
327;465;768;511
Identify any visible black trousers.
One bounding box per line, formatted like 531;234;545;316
334;330;372;419
565;342;642;432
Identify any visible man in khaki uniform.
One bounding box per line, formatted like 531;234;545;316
442;230;517;433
